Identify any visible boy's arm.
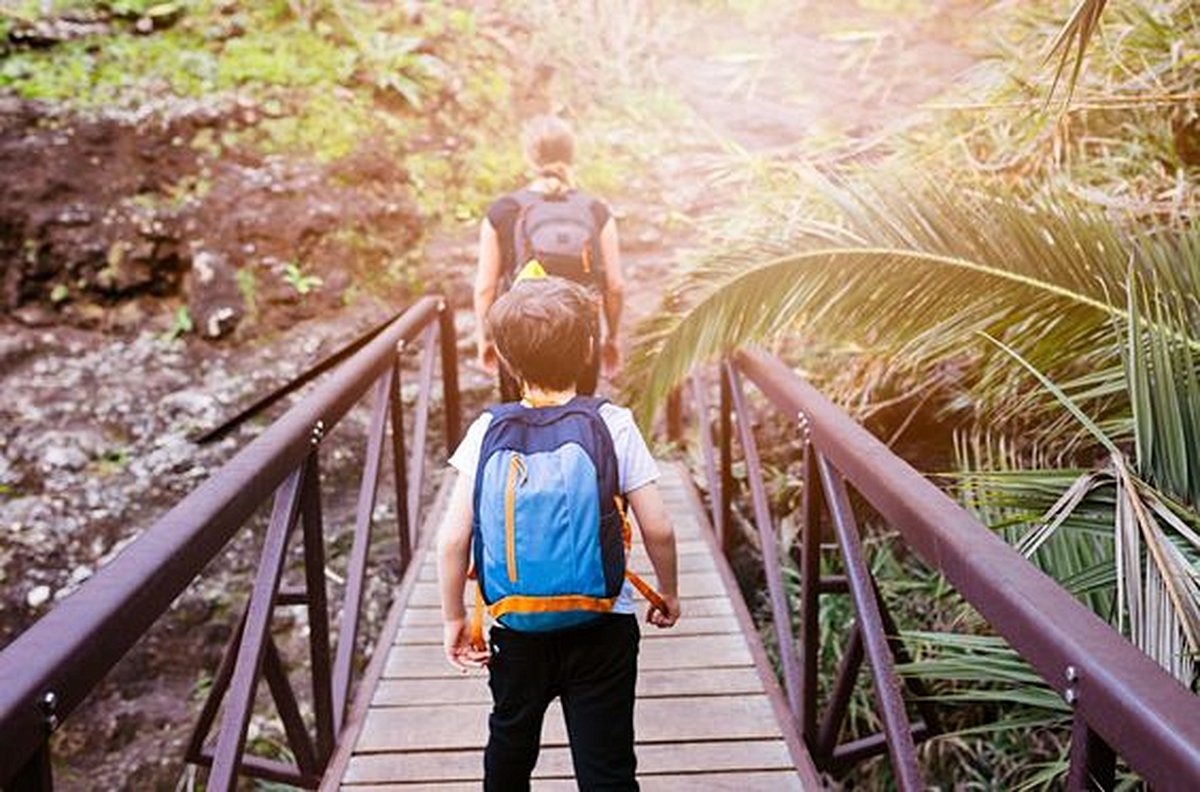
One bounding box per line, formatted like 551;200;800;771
436;472;488;667
627;482;680;627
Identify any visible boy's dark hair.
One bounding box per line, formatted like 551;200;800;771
489;278;597;391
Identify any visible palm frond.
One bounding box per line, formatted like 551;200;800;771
628;178;1200;430
958;336;1200;684
1045;0;1110;103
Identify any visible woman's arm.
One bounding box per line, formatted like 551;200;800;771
599;217;625;375
474;218;503;373
628;482;680;627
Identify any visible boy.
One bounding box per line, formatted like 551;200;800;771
437;278;680;791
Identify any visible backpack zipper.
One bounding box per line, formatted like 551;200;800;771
504;454;526;583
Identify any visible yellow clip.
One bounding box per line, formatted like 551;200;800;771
516;259;547;281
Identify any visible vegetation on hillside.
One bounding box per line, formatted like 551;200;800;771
628;0;1200;786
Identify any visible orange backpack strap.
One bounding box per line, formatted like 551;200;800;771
626;569;667;614
614;496;668;614
467;566;486;652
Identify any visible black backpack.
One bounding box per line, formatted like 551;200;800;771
512;190;602;289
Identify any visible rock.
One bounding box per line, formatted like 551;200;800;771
42;444;88;471
0;456;17;487
8;18;110;47
160;390;218;429
185;251;244;340
95;240;159;294
26;584;51;608
30;428;106;473
108;300;147;333
11;304;58;328
65;302;107;329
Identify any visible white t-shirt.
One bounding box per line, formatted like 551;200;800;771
448;402;659;615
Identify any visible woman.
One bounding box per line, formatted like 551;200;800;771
473;115;625;401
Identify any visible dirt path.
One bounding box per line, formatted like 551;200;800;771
450;5;976;402
601;2;977;377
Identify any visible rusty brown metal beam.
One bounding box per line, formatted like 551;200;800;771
437;299;462;451
817;455;922;790
726;362;803;723
331;370;394;730
388;357;413;571
300;454;336;766
688;373;723;541
734;346;1200;787
0;297;444;786
208;466;305;790
799;440;823;747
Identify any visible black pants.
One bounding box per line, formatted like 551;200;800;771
485;614;639;791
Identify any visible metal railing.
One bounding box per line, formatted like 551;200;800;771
679;348;1200;790
0;296;461;791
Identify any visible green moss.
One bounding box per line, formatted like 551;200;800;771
0;29;218;104
215;27;355;90
250;91;378;162
234;267;258;322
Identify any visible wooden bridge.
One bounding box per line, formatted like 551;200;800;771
324;463;820;790
2;297;1198;792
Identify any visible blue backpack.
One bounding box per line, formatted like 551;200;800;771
468;397;661;635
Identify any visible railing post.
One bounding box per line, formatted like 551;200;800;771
718;361;734;556
406;324;437;533
299;454;336;766
331;371;394;730
817;455;923;791
437;301;462;450
799;436;822;746
816;624;864;761
390;353;412;570
690;374;723;540
725;361;803;723
208;467;306;791
9;743;52;792
1067;717;1116;791
665;387;684;444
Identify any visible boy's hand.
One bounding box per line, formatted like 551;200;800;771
646;594;680;629
442;618;490;670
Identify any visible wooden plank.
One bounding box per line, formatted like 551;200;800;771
344;771;803;791
344;739;794;783
383;633;754;678
670;462;825;789
355;695;783;753
318;473;455;792
541;773;805;791
371;666;768;706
